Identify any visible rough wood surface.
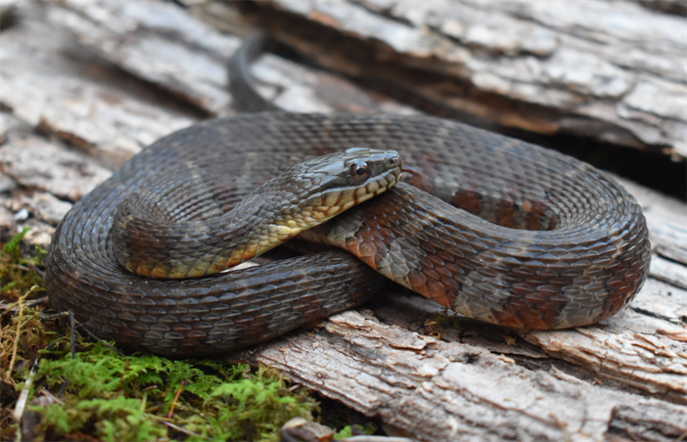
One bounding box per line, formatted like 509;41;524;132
0;8;195;167
239;306;687;442
0;1;685;441
237;0;687;160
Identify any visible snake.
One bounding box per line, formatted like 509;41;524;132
45;37;651;357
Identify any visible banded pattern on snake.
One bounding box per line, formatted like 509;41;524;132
45;110;650;356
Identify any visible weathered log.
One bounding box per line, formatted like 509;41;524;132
233;0;686;161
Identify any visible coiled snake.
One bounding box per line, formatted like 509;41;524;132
45;41;651;357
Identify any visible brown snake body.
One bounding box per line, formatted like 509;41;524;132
46;112;650;356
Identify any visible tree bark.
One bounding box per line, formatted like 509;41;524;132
239;0;687;161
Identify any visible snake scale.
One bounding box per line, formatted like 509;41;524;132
45;44;651;358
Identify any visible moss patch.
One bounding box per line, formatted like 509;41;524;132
1;228;49;438
31;340;319;441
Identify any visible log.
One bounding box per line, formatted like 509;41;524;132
232;0;687;161
0;1;685;440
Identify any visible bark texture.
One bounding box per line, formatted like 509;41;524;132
237;0;686;160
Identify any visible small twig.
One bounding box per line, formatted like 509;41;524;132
70;317;125;357
167;380;185;419
69;310;76;360
9;263;31;272
8;295;25;375
40;311;70;320
0;296;48;313
12;357;39;422
23;295;48;308
38;388;65;406
26;262;45;278
56;378;69;398
8;286;40;379
79;326;125;356
160;419;203;438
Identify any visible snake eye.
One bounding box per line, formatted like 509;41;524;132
350;162;369;178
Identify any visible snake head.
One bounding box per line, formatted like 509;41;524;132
292;148;402;227
246;147;402;237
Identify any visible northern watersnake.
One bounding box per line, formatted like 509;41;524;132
45;41;651;357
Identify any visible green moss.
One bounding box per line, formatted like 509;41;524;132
0;228;45;296
34;395;165;442
1;228;48;359
31;339;320;441
1;228;49;440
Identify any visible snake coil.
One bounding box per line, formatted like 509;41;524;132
45;35;650;356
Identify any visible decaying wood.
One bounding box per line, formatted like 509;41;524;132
234;0;687;161
238;306;687;441
0;6;196;167
0;1;685;441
